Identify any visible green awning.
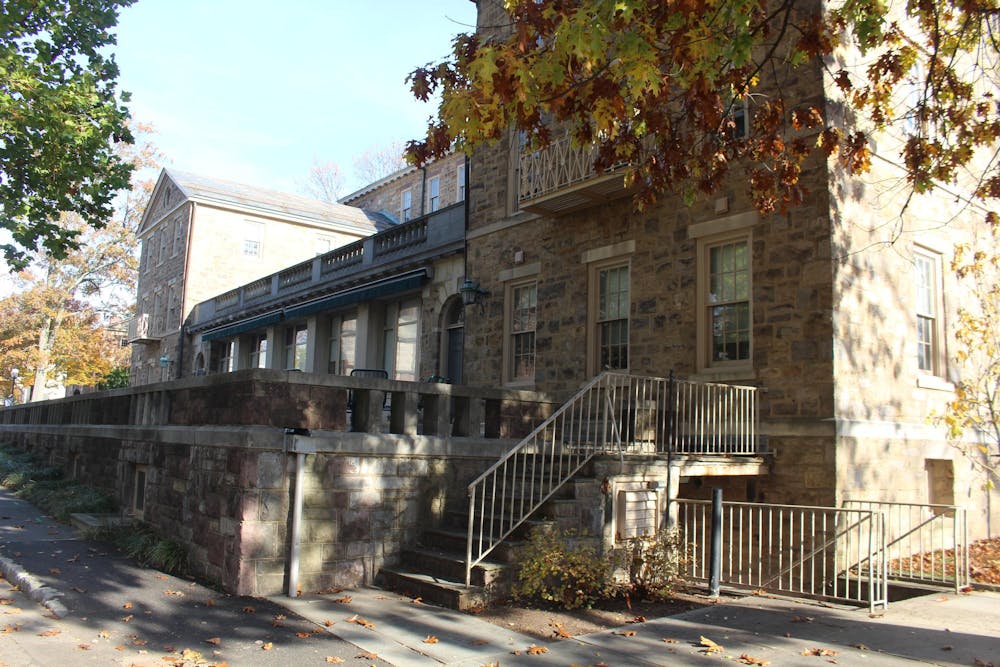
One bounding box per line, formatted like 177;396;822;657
199;269;428;343
282;270;428;321
201;310;284;342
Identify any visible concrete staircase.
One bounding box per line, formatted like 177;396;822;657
379;459;602;610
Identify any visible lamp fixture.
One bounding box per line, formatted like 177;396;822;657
159;355;174;368
460;278;490;307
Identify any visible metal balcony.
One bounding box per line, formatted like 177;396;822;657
517;135;630;215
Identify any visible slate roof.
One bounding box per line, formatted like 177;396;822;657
154;169;396;233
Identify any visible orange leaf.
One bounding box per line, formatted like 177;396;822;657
628;615;646;623
122;602;133;609
296;631;314;639
325;658;345;664
37;629;61;637
355;651;378;659
205;637;221;645
346;615;375;629
132;638;147;646
618;630;636;637
261;641;273;650
700;636;724;654
738;654;770;665
98;630;110;639
242;605;255;613
423;635;439;644
526;644;548;655
323;619;335;627
662;638;679;643
331;596;352;604
121;614;134;623
1;624;21;633
801;648;839;656
411;596;423;604
77;643;91;650
49;568;61;575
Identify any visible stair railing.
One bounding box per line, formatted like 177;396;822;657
465;371;661;586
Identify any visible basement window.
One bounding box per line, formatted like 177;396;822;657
132;465;148;520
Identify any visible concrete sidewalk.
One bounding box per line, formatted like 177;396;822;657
2;486;998;666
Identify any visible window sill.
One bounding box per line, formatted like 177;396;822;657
504;379;536;390
690;367;756;383
917;375;954;392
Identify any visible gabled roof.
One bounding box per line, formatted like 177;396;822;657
137;169;396;237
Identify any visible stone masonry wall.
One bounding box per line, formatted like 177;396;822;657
345;153;466;223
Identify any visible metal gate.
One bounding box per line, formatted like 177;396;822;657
676;499;889;612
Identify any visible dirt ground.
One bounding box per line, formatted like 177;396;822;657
469;587;731;640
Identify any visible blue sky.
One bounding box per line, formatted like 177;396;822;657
114;1;477;196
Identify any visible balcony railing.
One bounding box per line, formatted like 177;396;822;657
127;313;159;343
189;203;466;332
517;134;630;215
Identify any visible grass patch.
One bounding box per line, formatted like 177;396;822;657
90;523;189;575
0;443;115;519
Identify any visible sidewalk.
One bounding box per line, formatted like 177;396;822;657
2;486;998;666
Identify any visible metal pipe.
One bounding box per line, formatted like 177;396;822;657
287;432;305;598
709;487;723;597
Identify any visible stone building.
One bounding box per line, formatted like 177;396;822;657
183;155;469;384
128;170;393;385
459;0;997;538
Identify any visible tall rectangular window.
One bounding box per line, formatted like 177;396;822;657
328;313;357;375
508;282;537;382
401;190;412;222
172;218;183;256
915;249;943;375
456;165;466;201
213;340;236;373
596;265;629;370
707;239;750;364
284;324;307;370
428;177;440;212
243;221;263;258
394;300;420;381
249;334;268;368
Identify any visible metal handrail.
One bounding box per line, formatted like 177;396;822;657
463;372;760;586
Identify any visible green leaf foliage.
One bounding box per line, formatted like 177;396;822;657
0;0;136;268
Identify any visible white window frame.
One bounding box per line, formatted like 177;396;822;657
401;189;412;222
284;324;308;370
428;176;441;212
587;260;630;375
915;247;945;377
243;221;263;258
456;164;466;201
327;312;357;375
503;279;537;385
698;233;752;372
249;333;268;369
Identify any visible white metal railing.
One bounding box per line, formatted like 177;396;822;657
465;372;760;586
671;378;758;454
842;500;969;592
677;499;888;612
127;313;157;342
518;134;601;203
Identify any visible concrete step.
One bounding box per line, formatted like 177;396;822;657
377;568;494;611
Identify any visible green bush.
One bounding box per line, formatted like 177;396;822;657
93;523;189;576
0;444;116;519
514;528;611;609
612;529;686;601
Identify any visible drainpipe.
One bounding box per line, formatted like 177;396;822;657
419;165;427;217
285;429;313;598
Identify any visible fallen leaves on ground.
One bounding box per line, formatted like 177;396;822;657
261;642;273;650
423;635;439;643
346;615;376;629
325;658;345;664
802;647;839;656
617;630;637;637
317;586;343;595
469;638;490;645
121;614;133;623
0;598;12;605
791;615;814;622
295;631;316;639
241;605;255;613
48;568;60;575
37;629;60;637
323;619;334;627
355;651;378;659
549;621;570;638
76;643;91;650
411;596;422;604
2;624;21;633
738;654;770;665
162;589;184;597
526;644;548;655
97;630;110;639
122;602;133;609
205;637;221;645
851;643;871;650
699;636;724;654
627;615;647;623
331;595;352;604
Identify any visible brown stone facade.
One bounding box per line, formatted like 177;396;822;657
343;153;467;223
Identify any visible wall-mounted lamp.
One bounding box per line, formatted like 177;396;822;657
159;355;174;368
460;278;490;308
9;367;19;405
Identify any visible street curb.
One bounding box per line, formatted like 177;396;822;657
0;553;68;618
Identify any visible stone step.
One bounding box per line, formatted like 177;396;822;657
401;546;508;588
377;568;493;611
420;526;528;562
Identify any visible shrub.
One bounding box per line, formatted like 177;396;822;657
0;444;116;518
612;529;686;601
91;523;189;577
514;528;611;609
